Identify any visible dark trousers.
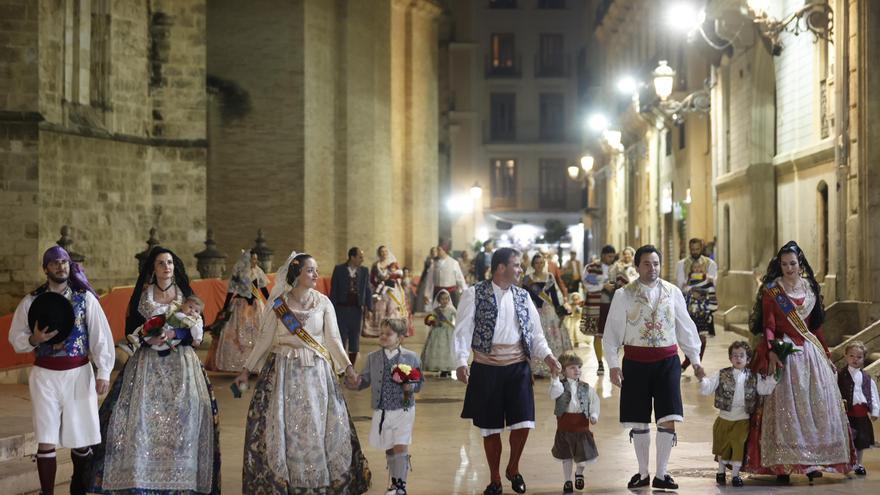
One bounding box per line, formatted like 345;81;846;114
335;305;363;353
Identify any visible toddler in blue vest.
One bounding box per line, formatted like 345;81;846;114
837;341;879;476
549;351;600;493
350;317;423;495
699;341;776;487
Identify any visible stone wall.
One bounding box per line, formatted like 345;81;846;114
0;0;207;313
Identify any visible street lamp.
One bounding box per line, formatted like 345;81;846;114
470;181;483;199
586;112;609;133
567;164;581;181
616;76;638;96
649;60;710;122
580;155;594;173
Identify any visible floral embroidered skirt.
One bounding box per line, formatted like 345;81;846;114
744;341;854;474
532;304;572;377
243;352;371;494
208;297;263;372
90;346;221;494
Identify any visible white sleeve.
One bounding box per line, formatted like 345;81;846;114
601;288;627;369
675;260;686;289
699;372;720;396
588;386;600;421
672;286;702;367
757;374;777;396
452;287;476;368
707;259;718;281
244;308;277;372
549;376;564;399
870;377;880;418
526;296;552;361
190;317;204;341
84;293;115;381
8;296;36;353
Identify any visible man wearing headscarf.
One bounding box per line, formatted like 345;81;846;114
7;246;115;495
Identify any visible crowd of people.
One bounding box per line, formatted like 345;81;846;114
4;236;878;495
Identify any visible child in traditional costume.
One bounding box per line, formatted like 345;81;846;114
699;341;775;487
421;289;457;376
838;341;879;476
352;318;423;495
549;352;599;493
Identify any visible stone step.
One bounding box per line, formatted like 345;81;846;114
0;431;34;464
869;352;880;364
727;323;751;338
841;334;856;342
0;449;72;495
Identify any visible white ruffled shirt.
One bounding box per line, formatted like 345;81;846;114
699;368;777;421
848;366;880;418
452;282;553;368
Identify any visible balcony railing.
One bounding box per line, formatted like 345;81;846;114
485;54;522;78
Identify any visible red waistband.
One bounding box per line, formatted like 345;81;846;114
848;403;870;418
623;345;679;363
34;356;90;371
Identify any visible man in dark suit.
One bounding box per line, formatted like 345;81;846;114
330;247;372;365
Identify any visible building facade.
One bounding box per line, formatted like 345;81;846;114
444;0;588;253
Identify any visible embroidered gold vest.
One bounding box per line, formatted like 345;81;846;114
622;279;677;347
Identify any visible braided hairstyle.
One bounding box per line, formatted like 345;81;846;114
748;240;824;335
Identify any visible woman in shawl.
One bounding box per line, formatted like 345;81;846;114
205;250;269;372
363;246;405;337
234;252;371;494
743;241;854;483
91;246;221;494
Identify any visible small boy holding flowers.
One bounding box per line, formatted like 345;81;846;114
350;317;423;495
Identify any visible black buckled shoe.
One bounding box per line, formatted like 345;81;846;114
806;470;823;484
651;474;679;490
563;480;573;493
627;473;650;489
483;482;502;495
597;363;605;375
393;478;408;495
716;473;726;485
574;474;584;490
775;474;790;484
731;475;744;487
506;472;526;494
855;465;867;476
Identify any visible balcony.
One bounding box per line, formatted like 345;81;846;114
485;54;522;78
534;53;571;78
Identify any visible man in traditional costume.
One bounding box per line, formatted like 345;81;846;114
8;247;115;495
330;246;372;365
581;245;616;375
423;244;468;307
603;245;704;490
454;248;561;495
675;238;718;371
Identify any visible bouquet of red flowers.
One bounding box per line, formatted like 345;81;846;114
142;315;168;339
391;363;422;410
424;314;438;327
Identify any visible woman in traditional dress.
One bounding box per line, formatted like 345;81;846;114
234;252;371;494
608;246;638;290
524;253;572;377
363;246;400;337
206;250;269;372
744;241;853;483
91;247;221;494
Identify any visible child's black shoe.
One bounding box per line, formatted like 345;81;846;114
563;480;573;493
716;473;726;485
574;474;584;490
731;476;744;487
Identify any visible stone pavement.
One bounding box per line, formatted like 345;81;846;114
1;321;879;494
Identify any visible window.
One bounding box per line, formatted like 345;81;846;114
664;129;672;156
817;181;829;277
538;0;565;8
677;121;686;150
490;159;517;208
90;0;111;108
537;34;564;76
539;93;565;141
489;33;517;75
539;159;567;209
490;93;516;140
489;0;517;8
